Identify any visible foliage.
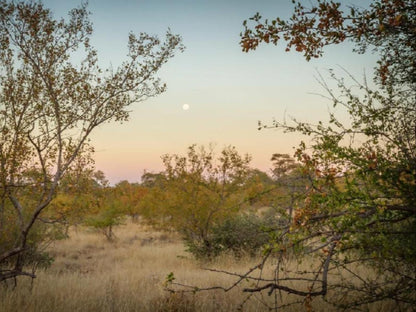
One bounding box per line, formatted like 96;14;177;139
0;0;183;283
166;1;416;310
145;144;252;258
139;172;170;227
83;180;147;240
158;152;307;259
237;0;416;309
242;169;274;207
200;213;275;259
113;180;148;222
272;72;416;308
84;200;125;241
54;173;142;241
268;154;308;222
240;0;416;86
45;145;107;232
0;208;58;275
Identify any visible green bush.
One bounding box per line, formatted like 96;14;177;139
185;214;276;259
0;218;58;274
84;204;124;241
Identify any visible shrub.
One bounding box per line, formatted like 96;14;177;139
185;214;275;259
84;204;124;241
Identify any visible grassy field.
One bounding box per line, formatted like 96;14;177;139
0;221;397;311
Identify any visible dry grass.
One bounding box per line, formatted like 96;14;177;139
0;221;398;311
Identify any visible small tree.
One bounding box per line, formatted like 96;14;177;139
84;195;124;242
151;144;252;258
0;1;183;283
114;180;148;222
46;144;106;233
268;154;309;222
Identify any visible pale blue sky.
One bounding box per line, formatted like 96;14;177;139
44;0;376;183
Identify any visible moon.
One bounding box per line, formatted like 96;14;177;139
182;104;190;111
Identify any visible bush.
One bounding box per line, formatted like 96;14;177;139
0;218;59;278
84;204;124;241
185;214;275;259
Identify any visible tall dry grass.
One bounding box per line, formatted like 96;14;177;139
0;221;397;311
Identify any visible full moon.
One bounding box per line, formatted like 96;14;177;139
182;104;190;111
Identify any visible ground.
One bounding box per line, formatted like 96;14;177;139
0;220;396;311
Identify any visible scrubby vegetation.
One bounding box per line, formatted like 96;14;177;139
1;0;415;311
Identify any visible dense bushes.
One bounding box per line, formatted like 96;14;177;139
184;213;277;259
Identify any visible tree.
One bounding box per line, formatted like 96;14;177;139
168;1;415;310
243;168;274;207
45;144;107;233
240;0;416;309
113;180;148;222
240;0;416;86
267;153;308;223
243;156;307;222
83;187;124;242
0;0;183;283
149;144;252;258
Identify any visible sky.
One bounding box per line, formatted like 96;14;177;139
43;0;377;184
